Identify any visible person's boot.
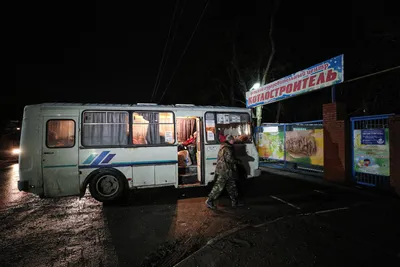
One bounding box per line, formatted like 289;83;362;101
205;198;216;209
231;200;244;208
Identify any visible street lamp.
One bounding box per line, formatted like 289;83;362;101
250;82;262;127
250;82;260;91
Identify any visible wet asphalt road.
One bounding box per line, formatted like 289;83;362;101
1;163;400;267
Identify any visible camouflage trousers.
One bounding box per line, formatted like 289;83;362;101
208;174;238;203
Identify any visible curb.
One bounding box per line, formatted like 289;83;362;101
260;166;397;199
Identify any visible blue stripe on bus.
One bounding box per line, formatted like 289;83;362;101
206;158;217;160
78;160;178;169
90;151;110;166
101;153;116;164
83;154;98;164
43;164;78;168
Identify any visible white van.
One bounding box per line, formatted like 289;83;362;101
17;103;261;202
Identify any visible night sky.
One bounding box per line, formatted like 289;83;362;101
9;0;400;127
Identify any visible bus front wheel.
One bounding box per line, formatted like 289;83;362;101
89;169;126;202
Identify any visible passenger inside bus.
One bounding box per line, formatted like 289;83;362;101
176;118;199;185
178;134;197;165
218;130;226;142
176;118;197;164
182;131;197;146
48;130;65;147
47;121;75;148
132;134;147;145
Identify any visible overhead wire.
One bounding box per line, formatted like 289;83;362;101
151;0;181;102
343;65;400;84
152;0;186;102
158;0;210;103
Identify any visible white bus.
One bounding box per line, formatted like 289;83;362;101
17;103;261;202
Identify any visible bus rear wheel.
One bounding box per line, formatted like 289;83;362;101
89;169;126;202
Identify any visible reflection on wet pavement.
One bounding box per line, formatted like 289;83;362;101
0;164;118;267
0;164;242;267
0;164;26;209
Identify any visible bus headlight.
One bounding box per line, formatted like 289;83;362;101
12;148;20;155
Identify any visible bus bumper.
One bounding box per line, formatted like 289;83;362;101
18;180;29;191
254;168;261;177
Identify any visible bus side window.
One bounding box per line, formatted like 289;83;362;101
46;120;75;148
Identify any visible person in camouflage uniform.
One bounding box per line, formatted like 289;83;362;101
206;135;243;209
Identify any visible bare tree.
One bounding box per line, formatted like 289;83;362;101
212;0;282;113
231;42;248;99
259;0;281;122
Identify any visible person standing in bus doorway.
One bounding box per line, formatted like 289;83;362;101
205;135;243;209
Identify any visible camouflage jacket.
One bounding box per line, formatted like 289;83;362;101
215;142;239;178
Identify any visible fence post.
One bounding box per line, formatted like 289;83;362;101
350;119;355;179
283;124;287;168
389;115;400;196
323;103;349;183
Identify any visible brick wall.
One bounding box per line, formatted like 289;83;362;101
323;103;349;183
389;115;400;196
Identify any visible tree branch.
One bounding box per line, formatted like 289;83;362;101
212;77;228;91
261;0;280;86
231;42;248;94
234;98;246;106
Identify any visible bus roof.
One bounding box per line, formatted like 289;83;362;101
27;103;250;112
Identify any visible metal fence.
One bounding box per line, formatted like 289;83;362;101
350;114;393;187
255;120;324;174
